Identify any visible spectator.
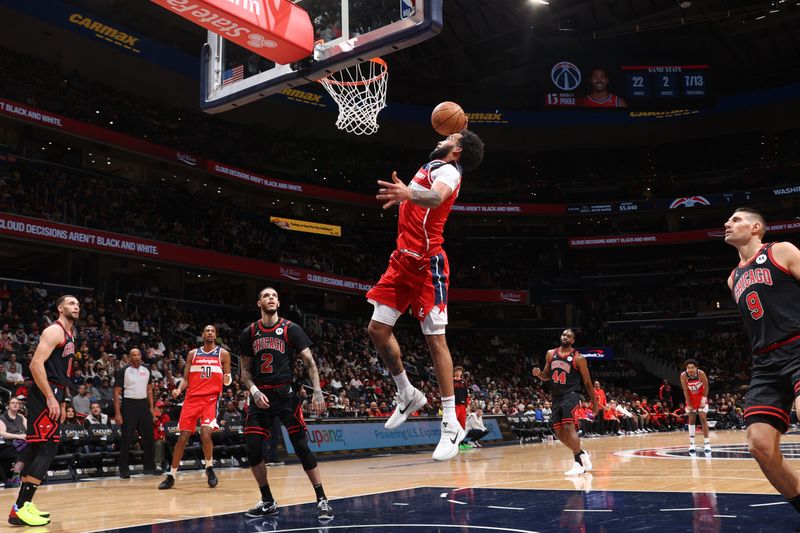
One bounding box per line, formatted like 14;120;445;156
0;397;27;487
594;381;607;408
4;364;24;386
464;408;489;447
72;384;92;417
658;379;672;404
63;406;81;426
84;402;109;425
153;403;170;472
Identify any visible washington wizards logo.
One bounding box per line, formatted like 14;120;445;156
669;196;711;209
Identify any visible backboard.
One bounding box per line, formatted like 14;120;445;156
200;0;442;113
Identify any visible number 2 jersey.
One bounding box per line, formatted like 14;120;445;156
186;345;224;399
549;348;583;397
731;242;800;353
238;318;313;386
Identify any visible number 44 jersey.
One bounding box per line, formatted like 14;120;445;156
731;242;800;354
239;319;313;387
549;348;583;397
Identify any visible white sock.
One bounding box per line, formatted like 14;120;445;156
441;395;456;421
688;425;696;438
206;461;213;469
704;438;710;445
170;467;178;477
392;371;414;395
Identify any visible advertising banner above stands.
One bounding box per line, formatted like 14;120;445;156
0;212;527;304
3;96;798;218
569;220;800;249
0;0;197;78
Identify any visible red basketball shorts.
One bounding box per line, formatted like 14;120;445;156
178;395;220;432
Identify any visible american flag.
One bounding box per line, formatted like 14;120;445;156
222;64;244;86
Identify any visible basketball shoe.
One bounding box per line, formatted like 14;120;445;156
317;499;334;521
206;466;218;488
8;503;50;526
580;450;592;471
158;474;175;490
385;388;427;430
432;419;465;461
564;462;586;476
246;500;279;517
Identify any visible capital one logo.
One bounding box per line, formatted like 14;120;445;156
551;61;582;91
248;33;277;49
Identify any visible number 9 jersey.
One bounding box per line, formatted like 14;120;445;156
731;242;800;354
239;319;313;386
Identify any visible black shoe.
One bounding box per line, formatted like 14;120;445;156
119;471;131;479
158;474;175;490
317;499;334;521
245;500;278;518
206;467;218;488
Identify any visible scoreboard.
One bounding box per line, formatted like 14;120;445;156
544;60;712;109
622;64;709;100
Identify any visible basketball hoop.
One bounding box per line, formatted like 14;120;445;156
318;58;388;136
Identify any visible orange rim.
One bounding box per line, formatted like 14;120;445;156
319;58;388;88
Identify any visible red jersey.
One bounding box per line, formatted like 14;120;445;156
186;345;224;399
580;94;624;108
395;160;462;258
683;371;705;409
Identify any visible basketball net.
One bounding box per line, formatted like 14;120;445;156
318;58;388;136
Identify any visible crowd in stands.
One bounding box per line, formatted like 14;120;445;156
1;46;799;205
0;158;530;289
0;282;754;483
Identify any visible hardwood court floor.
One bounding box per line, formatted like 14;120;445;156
1;429;794;532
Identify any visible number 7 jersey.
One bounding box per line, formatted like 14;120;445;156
731;242;800;353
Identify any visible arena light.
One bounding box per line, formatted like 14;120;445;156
677;0;691;7
530;0;550;5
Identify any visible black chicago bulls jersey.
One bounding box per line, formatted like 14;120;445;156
549;348;582;397
731;242;800;353
239;318;313;386
48;320;75;387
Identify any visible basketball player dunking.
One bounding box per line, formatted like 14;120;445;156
367;128;484;461
239;288;333;521
725;207;800;512
680;359;710;453
532;329;599;476
9;295;78;527
159;325;231;490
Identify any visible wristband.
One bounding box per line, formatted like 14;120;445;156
250;384;260;396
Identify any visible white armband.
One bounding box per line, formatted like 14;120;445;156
250;384;260;396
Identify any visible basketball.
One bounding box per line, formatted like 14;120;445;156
431;101;467;136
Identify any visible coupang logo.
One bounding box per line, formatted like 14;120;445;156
307;428;345;448
669;196;711;208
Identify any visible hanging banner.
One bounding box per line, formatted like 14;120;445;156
270;216;342;237
0;212;527;303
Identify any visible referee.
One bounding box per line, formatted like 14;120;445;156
113;348;156;478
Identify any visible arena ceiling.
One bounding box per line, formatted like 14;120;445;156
65;0;800;107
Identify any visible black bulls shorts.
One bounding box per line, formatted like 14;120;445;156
244;384;307;439
26;383;65;444
551;392;580;430
744;342;800;434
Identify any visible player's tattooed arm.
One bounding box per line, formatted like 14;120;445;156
299;348;326;414
376;172;452;209
239;354;255;390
